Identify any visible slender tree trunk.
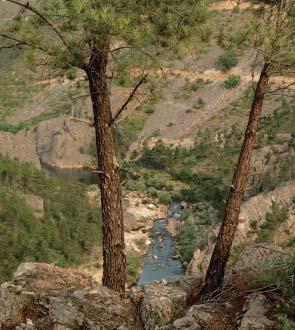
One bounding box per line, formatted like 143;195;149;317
193;62;272;302
85;43;126;293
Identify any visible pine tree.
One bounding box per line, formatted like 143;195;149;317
190;0;295;303
0;0;208;292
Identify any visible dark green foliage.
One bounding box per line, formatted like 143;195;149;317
259;99;295;147
157;191;172;204
183;78;205;93
218;51;238;71
176;221;196;262
224;75;241;89
1;0;208;71
0;156;101;282
126;252;141;284
257;202;288;242
0;188;45;281
140;141;175;170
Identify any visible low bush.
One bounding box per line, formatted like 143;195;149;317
157;191;171;204
224;75;241;89
218;51;238;71
126;252;142;284
176;221;196;262
257;202;288;242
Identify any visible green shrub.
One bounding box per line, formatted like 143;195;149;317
0;156;102;282
66;68;77;80
224;75;241;89
218;51;238;71
146;187;158;198
277;315;295;330
183;78;205;93
157;191;171;204
193;98;206;109
126;252;141;284
140;141;174;170
176;221;196;262
126;181;146;192
257;202;288;242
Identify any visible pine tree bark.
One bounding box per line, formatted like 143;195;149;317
196;62;272;301
85;43;126;293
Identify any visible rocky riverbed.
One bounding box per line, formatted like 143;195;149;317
138;204;185;285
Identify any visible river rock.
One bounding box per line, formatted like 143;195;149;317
124;208;140;231
123;201;168;231
148;204;157;210
167;219;178;237
180;201;188;209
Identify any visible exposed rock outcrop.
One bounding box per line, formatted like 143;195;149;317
235;180;295;245
141;281;187;329
123;192;168;232
237;294;275;329
35;116;94;168
0;264;278;330
0;263;141;330
173;304;227;330
232;243;286;274
0;132;41;168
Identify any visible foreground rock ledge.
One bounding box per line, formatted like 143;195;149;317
0;263;140;330
0;263;277;330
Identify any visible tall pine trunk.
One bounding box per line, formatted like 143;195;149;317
195;62;272;302
85;44;126;293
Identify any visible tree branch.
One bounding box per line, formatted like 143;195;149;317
265;80;295;94
68;116;94;126
110;45;163;72
111;74;148;125
6;0;69;50
0;33;46;52
0;42;25;49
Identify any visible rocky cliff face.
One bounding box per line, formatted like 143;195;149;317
0;263;277;330
235;180;295;245
35;116;94;168
0;132;41;168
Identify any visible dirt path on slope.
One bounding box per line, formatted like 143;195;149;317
209;1;257;11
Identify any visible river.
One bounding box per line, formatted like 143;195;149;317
42;164;185;284
138;204;185;285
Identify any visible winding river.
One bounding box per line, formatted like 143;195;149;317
138;204;185;284
42;165;185;283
